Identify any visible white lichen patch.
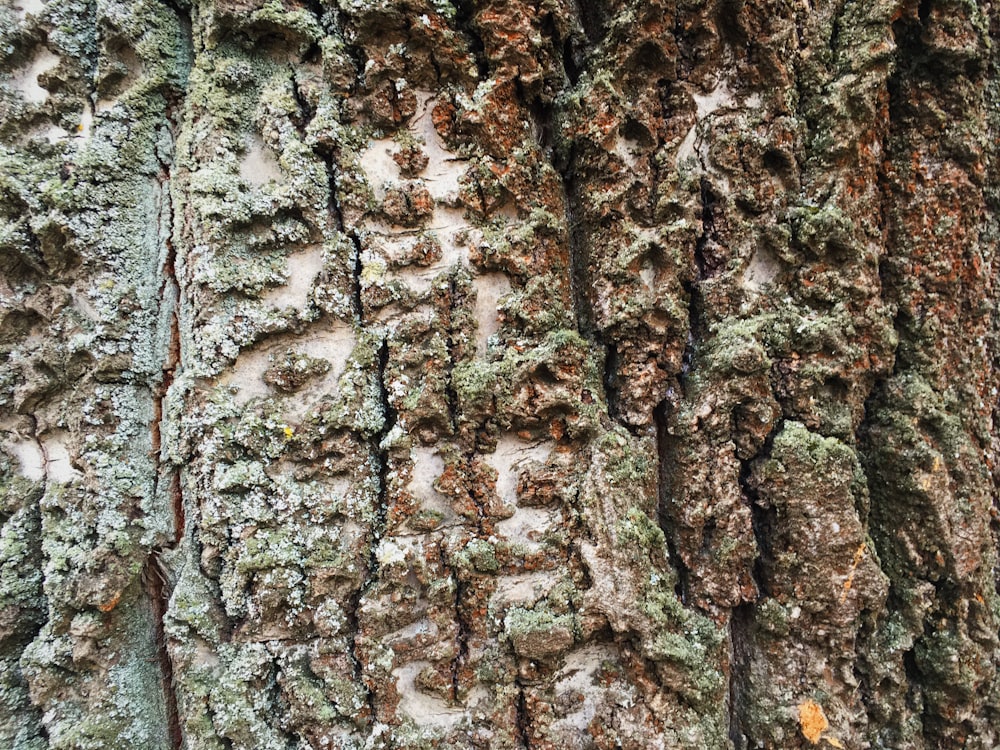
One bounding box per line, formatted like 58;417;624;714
491;571;557;606
10;48;60;104
550;644;619;731
95;97;118;114
639;258;657;291
406;446;458;526
3;429;80;483
261;245;325;311
385;617;439;648
612;135;641;170
473;272;511;356
40;431;82;483
393;208;473;293
5;436;45;481
12;0;45;22
41;124;69;143
677;79;762;166
742;244;781;292
693;80;736;119
217;324;356;415
240;135;283;187
422;208;471;266
495;506;559;551
485;435;554;508
411;91;467;204
376;536;420;568
676;123;699;165
391;661;465;728
358;137;400;196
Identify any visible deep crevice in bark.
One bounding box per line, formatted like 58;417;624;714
727;602;753;750
449;570;470;703
444;274;462;435
151;200;183;545
572;0;608;45
514;682;533;749
558;146;595;339
451;0;489;80
654;398;690;603
738;422;781;596
557;142;629;430
144;551;183;750
146;7;192;734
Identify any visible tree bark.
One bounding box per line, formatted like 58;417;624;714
1;0;999;748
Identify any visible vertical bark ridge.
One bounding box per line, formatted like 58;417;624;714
859;2;1000;745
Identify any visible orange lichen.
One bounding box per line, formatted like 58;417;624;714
839;543;868;604
97;592;121;612
798;700;829;744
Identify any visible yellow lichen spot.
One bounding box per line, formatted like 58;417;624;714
282;425;294;440
798;700;829;744
826;737;844;749
360;259;387;283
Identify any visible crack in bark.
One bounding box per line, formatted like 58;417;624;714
143;551;182;750
149;153;185;750
726;421;783;747
449;567;470;704
514;681;533;750
144;5;193;743
726;603;753;750
303;29;403;716
444;274;462;436
739;420;783;596
151;177;183;546
556;142;629;432
558;145;595;339
572;0;608;45
654;399;690;604
327;155;395;726
451;0;489;80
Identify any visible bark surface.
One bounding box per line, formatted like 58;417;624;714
1;0;999;748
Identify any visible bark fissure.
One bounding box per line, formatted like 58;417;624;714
451;0;489;80
514;681;533;750
152;169;184;545
559;147;595;339
147;22;191;736
654;398;690;603
556;142;626;429
144;552;183;750
449;569;469;703
444;274;461;435
726;602;753;749
316;140;390;720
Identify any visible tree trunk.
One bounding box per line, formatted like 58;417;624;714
1;0;999;747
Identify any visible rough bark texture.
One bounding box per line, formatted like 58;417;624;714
1;0;1000;748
